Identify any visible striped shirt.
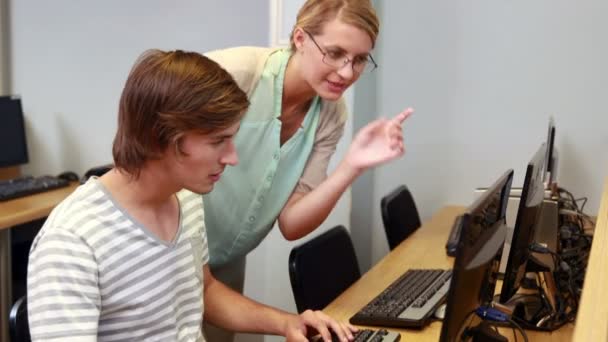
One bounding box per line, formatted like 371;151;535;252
27;178;208;342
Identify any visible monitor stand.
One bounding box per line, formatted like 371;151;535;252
465;321;508;342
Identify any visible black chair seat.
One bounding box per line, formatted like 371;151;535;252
9;295;31;342
381;185;421;250
288;225;361;313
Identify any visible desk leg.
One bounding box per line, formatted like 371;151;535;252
0;229;12;342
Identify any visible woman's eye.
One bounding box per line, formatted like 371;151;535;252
354;56;369;65
327;51;343;59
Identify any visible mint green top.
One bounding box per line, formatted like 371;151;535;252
203;47;348;267
203;49;324;266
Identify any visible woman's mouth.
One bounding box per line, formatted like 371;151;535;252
327;80;346;93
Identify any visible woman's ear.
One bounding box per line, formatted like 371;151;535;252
292;27;306;51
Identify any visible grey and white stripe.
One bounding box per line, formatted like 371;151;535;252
28;179;207;341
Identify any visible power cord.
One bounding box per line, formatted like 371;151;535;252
528;243;579;326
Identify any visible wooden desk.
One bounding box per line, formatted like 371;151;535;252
0;183;79;230
573;176;608;342
323;206;573;341
0;183;78;342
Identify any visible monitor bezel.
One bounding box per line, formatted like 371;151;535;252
0;96;29;168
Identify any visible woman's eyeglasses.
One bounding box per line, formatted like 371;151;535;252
304;30;378;74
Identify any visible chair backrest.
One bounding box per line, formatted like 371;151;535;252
381;185;422;250
288;225;361;313
9;295;31;342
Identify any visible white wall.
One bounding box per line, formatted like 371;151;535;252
10;0;269;177
371;0;608;262
0;0;8;93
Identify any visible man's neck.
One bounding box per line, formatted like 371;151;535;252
101;167;177;210
99;167;181;242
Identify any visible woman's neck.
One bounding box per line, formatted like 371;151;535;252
282;53;316;115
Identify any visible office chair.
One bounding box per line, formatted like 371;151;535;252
9;295;31;342
381;185;421;250
288;225;361;313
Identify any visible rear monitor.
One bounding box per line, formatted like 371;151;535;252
0;96;29;168
499;144;547;303
439;169;513;342
543;117;557;186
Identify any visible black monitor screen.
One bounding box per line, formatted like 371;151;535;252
499;144;546;303
0;96;29;167
439;169;513;342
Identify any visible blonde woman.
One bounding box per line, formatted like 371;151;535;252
203;2;412;339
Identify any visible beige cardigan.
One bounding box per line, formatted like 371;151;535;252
206;46;348;192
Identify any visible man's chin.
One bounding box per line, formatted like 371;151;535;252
187;184;213;195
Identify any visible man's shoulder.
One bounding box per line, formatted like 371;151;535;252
177;189;205;222
38;180;114;239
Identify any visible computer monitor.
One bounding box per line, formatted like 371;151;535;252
543;117;557;186
439;169;513;342
499;144;547;304
0;96;29;168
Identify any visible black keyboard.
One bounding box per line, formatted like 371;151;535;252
0;175;70;201
314;328;400;342
350;269;452;329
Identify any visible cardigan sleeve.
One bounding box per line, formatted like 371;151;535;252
294;98;348;193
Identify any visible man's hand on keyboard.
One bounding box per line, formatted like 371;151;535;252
284;309;357;342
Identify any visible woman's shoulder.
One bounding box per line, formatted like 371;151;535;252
318;97;348;126
205;46;278;94
205;46;274;64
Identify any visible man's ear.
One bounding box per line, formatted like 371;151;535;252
172;134;186;161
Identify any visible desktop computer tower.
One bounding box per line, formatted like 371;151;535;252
498;198;559;273
473;189;559;274
0;218;44;342
10;219;44;302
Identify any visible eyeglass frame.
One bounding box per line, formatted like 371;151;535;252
302;29;378;73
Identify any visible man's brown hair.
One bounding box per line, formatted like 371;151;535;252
112;49;248;177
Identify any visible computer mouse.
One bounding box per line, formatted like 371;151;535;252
434;303;447;320
57;171;79;182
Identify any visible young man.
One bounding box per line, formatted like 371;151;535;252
27;49;356;342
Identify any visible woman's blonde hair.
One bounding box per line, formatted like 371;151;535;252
289;0;379;51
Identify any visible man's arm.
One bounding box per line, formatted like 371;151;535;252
27;230;100;342
202;265;355;341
